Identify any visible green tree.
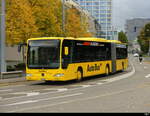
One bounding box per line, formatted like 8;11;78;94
138;23;150;53
118;31;128;43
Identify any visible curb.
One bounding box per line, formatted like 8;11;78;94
0;77;26;84
104;62;135;83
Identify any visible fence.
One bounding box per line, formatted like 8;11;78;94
0;71;23;79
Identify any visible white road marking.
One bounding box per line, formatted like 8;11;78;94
57;88;68;92
106;63;135;83
12;92;27;95
27;92;40;97
82;85;91;88
0;89;12;92
43;88;56;91
97;82;103;85
34;93;83;102
11;92;40;97
3;93;83;108
11;88;135;112
144;66;148;69
4;100;37;106
2;62;136;102
0;85;26;89
145;74;150;78
3;88;68;101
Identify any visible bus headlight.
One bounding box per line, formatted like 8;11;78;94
26;74;32;77
54;73;64;77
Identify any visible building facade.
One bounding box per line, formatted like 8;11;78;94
125;18;150;43
64;0;101;37
73;0;112;39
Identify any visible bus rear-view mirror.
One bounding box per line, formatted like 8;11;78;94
18;43;27;53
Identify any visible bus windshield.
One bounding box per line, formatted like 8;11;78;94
27;40;60;69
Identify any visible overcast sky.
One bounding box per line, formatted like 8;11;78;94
112;0;150;31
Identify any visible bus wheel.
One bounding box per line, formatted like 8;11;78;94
105;66;110;76
77;70;83;82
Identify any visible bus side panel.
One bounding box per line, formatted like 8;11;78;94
61;64;77;81
72;61;112;78
116;59;128;71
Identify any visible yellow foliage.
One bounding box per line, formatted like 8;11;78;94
65;8;92;38
6;0;93;45
6;0;38;45
28;0;63;37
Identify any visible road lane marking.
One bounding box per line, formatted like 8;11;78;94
105;63;135;83
2;93;83;108
2;62;136;102
82;85;91;88
0;89;12;92
57;88;68;92
97;82;103;85
4;100;37;106
11;88;135;112
145;74;150;78
11;92;40;97
33;93;83;103
43;88;57;91
2;88;68;101
12;92;27;95
27;92;40;97
144;66;148;69
0;84;26;89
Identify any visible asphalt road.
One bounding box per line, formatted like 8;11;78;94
0;56;150;113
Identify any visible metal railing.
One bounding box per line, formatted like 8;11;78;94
0;71;23;79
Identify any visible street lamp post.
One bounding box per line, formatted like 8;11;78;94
0;0;6;73
62;0;65;35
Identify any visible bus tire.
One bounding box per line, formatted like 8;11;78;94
76;68;83;82
105;65;110;76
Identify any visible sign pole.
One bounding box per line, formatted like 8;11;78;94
0;0;6;74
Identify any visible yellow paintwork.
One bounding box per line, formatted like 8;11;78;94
26;37;128;81
28;37;122;43
26;61;112;81
116;59;128;71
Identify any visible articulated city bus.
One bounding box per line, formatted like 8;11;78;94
25;37;128;81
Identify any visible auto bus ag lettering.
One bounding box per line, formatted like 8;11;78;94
87;64;102;72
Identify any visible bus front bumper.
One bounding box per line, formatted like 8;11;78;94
26;73;67;81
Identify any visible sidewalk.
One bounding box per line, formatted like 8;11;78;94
0;76;26;84
144;57;150;63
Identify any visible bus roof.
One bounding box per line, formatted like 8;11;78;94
28;37;66;41
28;37;123;44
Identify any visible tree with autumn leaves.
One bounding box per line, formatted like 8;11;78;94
6;0;92;45
6;0;38;45
65;8;92;37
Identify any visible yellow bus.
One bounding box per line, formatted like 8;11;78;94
23;37;128;81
